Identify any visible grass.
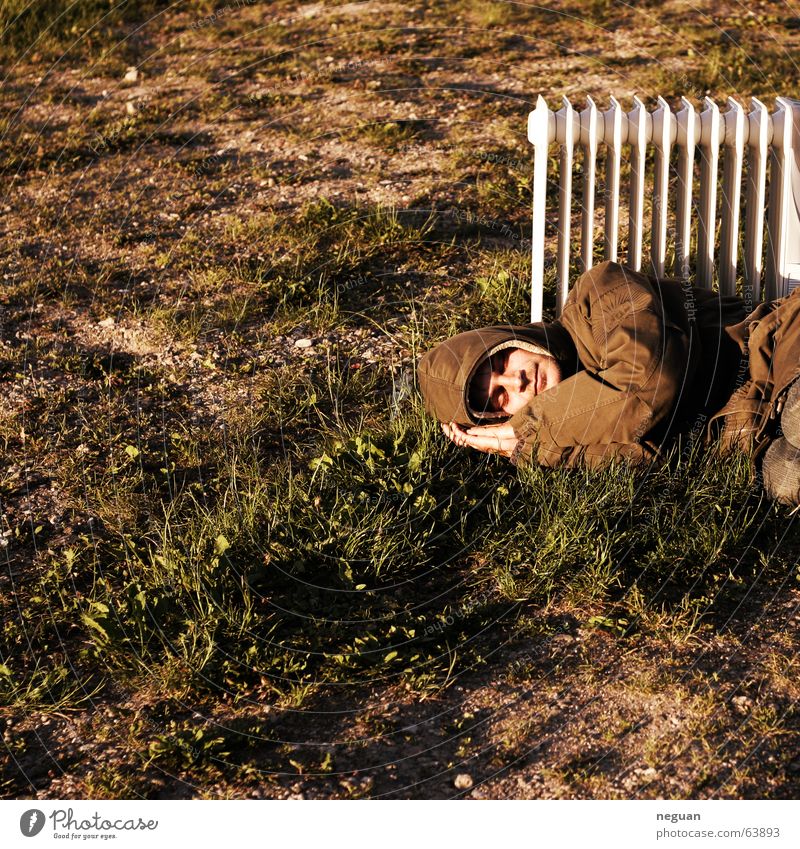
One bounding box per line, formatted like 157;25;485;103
343;119;431;152
0;0;191;61
1;276;784;711
1;0;799;801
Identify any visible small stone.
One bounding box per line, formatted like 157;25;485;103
453;773;473;790
98;317;115;327
123;66;138;83
126;101;138;115
294;338;313;348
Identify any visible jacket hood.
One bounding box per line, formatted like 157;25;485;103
417;321;579;426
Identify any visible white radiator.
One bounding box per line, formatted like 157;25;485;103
528;95;800;322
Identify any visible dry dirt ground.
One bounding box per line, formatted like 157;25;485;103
1;0;799;799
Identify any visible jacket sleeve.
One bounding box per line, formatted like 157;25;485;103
507;261;691;469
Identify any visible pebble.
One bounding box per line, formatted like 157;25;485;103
123;67;138;83
294;338;313;348
453;773;473;790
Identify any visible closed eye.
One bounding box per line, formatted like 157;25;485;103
488;351;510;411
491;382;508;412
490;351;509;374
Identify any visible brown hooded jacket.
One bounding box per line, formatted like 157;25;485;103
418;260;800;469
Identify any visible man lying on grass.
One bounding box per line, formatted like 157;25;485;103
418;260;800;505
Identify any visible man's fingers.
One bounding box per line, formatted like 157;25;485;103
441;421;515;455
462;433;502;449
441;422;466;446
459;433;515;454
464;423;516;439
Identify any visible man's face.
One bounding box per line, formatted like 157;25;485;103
471;347;562;415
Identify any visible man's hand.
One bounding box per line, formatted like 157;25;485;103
441;421;519;457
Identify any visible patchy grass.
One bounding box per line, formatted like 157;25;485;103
0;0;183;62
1;0;799;801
